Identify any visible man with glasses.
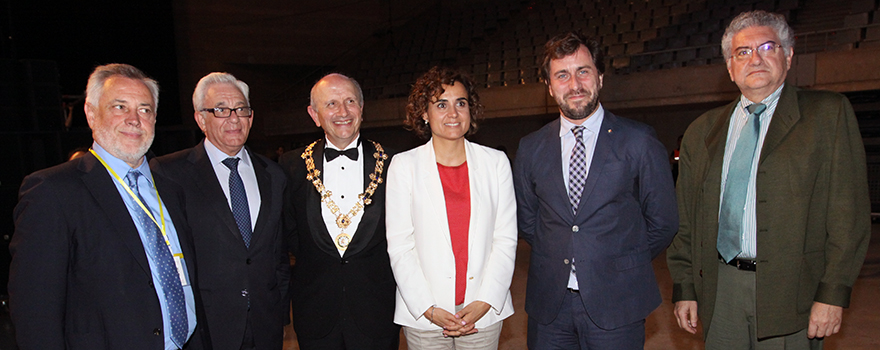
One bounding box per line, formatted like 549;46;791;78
667;10;870;349
153;72;290;350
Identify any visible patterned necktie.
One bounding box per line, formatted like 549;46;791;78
222;157;252;248
568;125;587;215
717;103;767;262
126;170;188;348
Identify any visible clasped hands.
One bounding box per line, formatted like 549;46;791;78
423;301;491;337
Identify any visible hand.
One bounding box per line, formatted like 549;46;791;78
443;301;491;337
808;302;843;339
673;300;699;334
422;306;464;332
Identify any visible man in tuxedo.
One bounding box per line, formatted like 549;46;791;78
279;73;399;349
152;72;290;350
9;63;208;349
667;11;870;349
513;32;678;349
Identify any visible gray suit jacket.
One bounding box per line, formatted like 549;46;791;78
667;85;871;338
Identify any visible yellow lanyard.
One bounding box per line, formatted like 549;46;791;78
89;149;171;246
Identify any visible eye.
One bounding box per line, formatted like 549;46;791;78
456;100;467;107
735;49;751;58
436;102;447;109
758;42;776;52
577;69;588;76
137;107;154;115
556;73;569;80
346;99;356;104
112;104;126;110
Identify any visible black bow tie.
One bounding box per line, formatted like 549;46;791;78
325;147;358;161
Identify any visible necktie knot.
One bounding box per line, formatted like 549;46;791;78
325;147;358;161
222;157;240;171
747;103;766;116
571;125;585;140
126;170;142;192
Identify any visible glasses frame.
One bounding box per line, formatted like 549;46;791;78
732;41;783;61
199;106;253;118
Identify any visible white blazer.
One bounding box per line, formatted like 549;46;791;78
385;138;517;330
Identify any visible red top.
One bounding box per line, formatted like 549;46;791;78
438;161;470;305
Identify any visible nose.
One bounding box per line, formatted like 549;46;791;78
748;50;764;65
125;111;141;126
569;75;583;90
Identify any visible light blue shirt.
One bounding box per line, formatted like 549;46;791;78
558;104;605;290
719;84;784;260
92;143;197;349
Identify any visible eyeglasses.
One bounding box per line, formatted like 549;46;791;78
732;42;782;61
199;107;253;118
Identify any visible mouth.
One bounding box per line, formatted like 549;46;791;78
333;119;353;126
444;122;461;127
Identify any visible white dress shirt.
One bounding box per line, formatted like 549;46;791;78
720;84;784;259
559;104;605;290
321;135;366;256
203;139;261;230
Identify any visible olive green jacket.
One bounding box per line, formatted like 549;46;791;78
667;84;870;339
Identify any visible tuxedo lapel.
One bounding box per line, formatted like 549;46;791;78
344;139;386;256
78;154;151;276
190;143;243;244
304;140;338;255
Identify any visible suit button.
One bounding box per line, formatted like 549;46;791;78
699;270;703;277
246;258;252;265
149;280;154;287
340;259;348;265
241;289;249;297
564;259;570;265
572;225;579;232
153;328;162;336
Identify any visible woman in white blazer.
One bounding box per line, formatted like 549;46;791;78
386;66;517;349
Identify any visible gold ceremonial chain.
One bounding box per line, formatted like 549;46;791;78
302;139;387;251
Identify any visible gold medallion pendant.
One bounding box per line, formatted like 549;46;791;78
335;232;352;251
302;139;387;251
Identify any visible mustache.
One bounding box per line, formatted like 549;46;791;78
564;89;590;99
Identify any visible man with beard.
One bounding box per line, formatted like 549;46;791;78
9;64;208;349
513;31;678;349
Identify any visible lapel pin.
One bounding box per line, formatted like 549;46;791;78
607;129;612;133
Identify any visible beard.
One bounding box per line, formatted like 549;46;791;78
557;89;600;121
93;126;154;166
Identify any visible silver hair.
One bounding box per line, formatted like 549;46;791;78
192;72;251;111
309;73;364;109
85;63;159;109
722;10;795;59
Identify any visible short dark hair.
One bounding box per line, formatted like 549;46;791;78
540;31;605;83
405;66;482;140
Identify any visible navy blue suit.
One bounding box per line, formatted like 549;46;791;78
514;111;678;345
9;153;210;350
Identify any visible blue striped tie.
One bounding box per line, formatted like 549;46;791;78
718;103;766;263
126;170;188;347
222;157;252;248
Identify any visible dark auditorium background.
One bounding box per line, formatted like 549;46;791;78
2;0;879;349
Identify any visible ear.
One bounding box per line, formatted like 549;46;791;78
307;105;321;127
194;111;208;133
784;49;793;72
598;74;604;90
84;103;97;129
727;58;735;82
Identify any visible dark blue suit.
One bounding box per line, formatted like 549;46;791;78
513;111;678;348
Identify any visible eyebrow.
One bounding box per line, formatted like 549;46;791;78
735;40;777;50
